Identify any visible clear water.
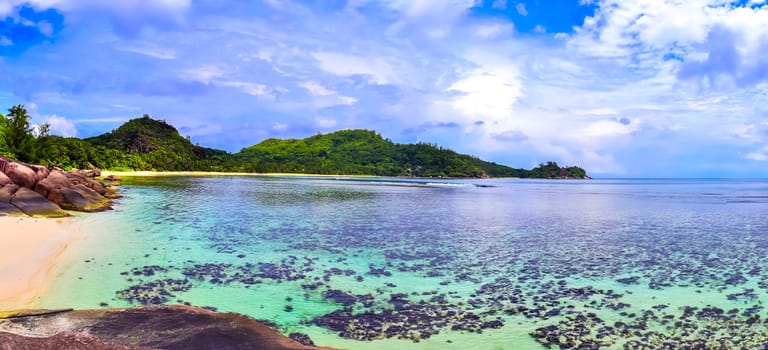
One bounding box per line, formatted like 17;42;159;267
37;177;768;349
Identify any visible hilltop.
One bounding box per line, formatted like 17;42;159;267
85;115;227;170
0;111;588;178
231;129;532;177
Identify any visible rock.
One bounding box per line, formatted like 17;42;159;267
104;187;122;199
0;202;23;216
54;184;112;212
90;180;108;195
10;188;68;218
0;157;38;189
70;168;99;178
0;332;144;350
34;170;70;201
64;171;90;187
0;305;334;350
105;175;121;181
0;184;19;202
0;185;23;216
0;165;115;216
0;171;12;186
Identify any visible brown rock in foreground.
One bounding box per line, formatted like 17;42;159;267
9;188;68;218
0;156;115;217
0;305;335;350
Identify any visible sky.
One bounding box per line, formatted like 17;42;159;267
1;0;768;177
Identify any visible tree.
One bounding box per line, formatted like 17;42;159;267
5;105;36;162
0;113;12;157
4;104;50;163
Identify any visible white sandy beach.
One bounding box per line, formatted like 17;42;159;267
0;216;77;311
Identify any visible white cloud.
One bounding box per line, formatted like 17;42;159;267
17;0;192;15
300;81;357;107
515;2;528;16
0;35;11;46
0;0;191;35
221;81;271;97
731;121;768;142
370;0;479;39
446;63;523;123
119;43;176;59
314;116;338;129
312;52;397;85
271;122;288;132
381;0;478;19
300;81;336;96
746;151;768;161
184;65;225;83
37;20;53;36
43;114;77;137
5;0;768;176
473;22;514;38
579;119;638;138
569;0;768;82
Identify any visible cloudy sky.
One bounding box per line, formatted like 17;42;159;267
1;0;767;177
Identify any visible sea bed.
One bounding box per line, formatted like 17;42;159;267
33;176;768;349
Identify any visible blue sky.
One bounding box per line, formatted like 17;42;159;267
1;0;768;177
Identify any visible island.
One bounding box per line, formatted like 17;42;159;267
1;105;589;179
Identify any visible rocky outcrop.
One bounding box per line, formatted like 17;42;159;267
10;188;68;218
0;171;12;186
0;157;49;189
0;156;115;217
0;305;334;350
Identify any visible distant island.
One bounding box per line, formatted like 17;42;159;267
1;105;588;179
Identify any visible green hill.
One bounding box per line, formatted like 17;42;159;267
0;108;589;178
85;115;227;170
232;129;577;178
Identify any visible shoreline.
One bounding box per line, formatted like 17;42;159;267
100;170;379;178
0;216;79;312
99;170;524;180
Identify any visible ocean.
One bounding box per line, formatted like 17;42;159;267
36;177;768;349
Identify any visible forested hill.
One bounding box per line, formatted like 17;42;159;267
0;109;588;178
231;129;530;177
85;116;227;170
233;131;588;178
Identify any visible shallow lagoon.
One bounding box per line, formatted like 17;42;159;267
38;177;768;349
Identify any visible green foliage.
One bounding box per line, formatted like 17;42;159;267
234;130;402;175
528;161;589;179
86;115;227;171
235;129;532;177
4;105;37;162
0;108;589;178
36;136;149;170
2;105;51;162
0;113;12;157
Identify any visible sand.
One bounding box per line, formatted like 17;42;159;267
0;216;78;311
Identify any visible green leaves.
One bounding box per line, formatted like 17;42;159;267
0;113;11;158
0;110;589;178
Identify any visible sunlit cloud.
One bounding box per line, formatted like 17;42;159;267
0;0;766;177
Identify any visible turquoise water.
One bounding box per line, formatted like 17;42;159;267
38;177;768;349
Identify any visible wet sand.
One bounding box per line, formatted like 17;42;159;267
0;216;78;311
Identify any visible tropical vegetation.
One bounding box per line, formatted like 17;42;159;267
0;105;588;178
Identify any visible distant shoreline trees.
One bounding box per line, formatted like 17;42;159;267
0;106;589;178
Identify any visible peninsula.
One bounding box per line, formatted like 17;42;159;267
2;107;588;179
